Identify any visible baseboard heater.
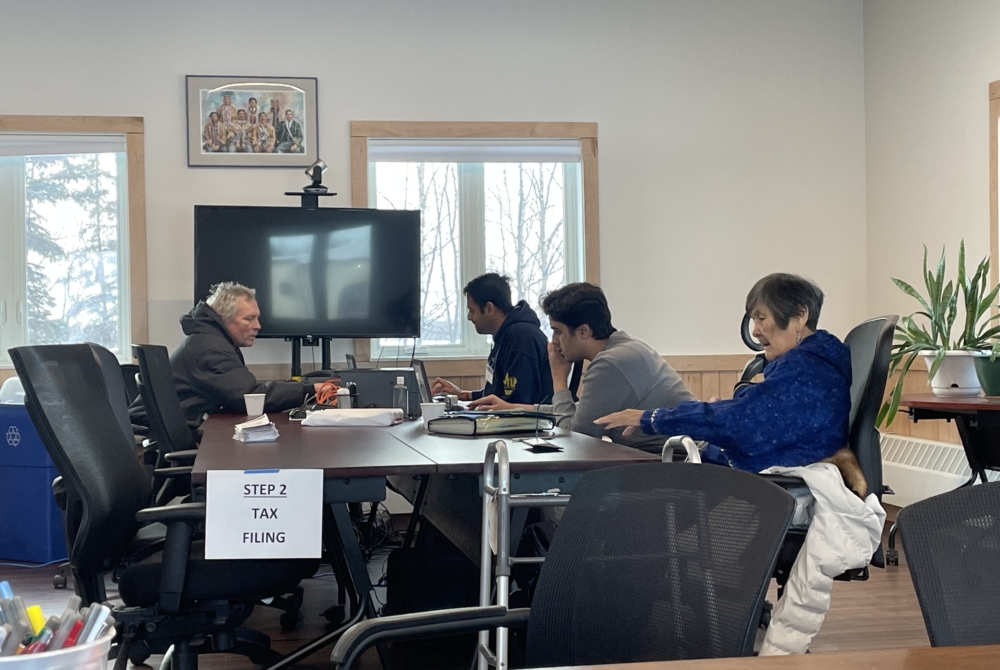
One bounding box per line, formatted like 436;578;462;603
880;432;1000;508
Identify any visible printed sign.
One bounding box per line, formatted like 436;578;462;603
205;469;323;559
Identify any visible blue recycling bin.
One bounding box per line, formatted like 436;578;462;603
0;403;67;563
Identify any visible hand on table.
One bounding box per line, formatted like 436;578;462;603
594;409;646;436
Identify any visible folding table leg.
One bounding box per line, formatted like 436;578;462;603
263;503;379;670
403;475;429;548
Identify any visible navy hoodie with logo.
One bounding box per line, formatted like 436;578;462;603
471;301;553;405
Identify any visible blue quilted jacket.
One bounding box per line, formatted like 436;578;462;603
640;330;851;472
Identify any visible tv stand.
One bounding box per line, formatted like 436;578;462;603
286;336;334;379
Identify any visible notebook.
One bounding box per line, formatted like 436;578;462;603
426;411;555;436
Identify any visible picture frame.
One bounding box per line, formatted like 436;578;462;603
185;75;318;168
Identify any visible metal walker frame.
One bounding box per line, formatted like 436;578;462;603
476;440;570;670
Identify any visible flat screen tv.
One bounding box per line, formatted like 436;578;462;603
194;205;420;338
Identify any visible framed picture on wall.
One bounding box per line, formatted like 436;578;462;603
185;75;318;168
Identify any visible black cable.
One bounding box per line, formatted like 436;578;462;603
409;338;417;365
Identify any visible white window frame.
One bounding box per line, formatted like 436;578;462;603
0;116;147;368
350;122;600;363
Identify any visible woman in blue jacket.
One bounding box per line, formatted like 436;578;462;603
596;273;852;473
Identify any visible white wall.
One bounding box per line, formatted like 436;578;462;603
1;0;867;360
865;0;1000;320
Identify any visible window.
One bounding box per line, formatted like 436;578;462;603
0;118;147;366
353;124;599;360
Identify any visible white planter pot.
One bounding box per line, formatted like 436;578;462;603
920;350;982;397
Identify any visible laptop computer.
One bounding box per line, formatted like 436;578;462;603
411;359;432;403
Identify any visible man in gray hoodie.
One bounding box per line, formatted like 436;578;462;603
469;282;693;452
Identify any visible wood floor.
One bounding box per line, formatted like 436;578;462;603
0;508;926;668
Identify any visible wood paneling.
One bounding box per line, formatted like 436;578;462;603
581;136;600;283
350;121;597;139
247;353;963;446
664;354;754;372
881;368;962;443
991;91;999;291
350;135;367;209
126;131;148;344
0;115;143;133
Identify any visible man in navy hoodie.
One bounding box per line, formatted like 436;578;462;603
431;273;553;405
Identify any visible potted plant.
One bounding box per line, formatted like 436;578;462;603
878;241;1000;427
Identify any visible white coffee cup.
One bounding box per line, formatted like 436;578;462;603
244;393;266;416
421;402;447;421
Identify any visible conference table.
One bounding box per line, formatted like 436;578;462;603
542;644;1000;669
899;394;1000;486
192;412;658;668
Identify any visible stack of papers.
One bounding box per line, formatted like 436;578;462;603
233;414;280;442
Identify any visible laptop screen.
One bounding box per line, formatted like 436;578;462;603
411;359;432;403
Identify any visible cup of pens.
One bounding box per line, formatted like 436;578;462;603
0;581;116;668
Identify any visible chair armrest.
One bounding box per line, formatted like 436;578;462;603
136;502;205;524
164;450;198;463
51;476;67;510
135;502;206;614
331;606;529;669
154;466;193;479
759;474;807;489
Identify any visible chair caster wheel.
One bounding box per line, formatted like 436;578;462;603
279;611;301;630
323;605;346;625
886;549;899;566
128;641;152;666
52;575;67;589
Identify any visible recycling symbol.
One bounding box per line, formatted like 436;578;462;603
5;425;20;447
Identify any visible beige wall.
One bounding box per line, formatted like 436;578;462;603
864;0;1000;319
0;0;867;368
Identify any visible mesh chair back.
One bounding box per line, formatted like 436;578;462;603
87;343;136;448
525;463;794;665
120;363;141;405
10;345;152;572
133;343;197;453
897;482;1000;646
842;315;897;498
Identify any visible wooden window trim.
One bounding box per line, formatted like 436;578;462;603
349;121;599;362
991;82;1000;291
0;114;148;345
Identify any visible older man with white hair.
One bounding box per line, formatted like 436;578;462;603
130;282;324;426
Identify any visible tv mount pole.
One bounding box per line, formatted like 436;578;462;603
284;160;336;378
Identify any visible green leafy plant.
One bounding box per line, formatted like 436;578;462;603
878;241;1000;427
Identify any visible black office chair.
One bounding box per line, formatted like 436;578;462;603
133;343;201;505
752;315;897;588
330;462;795;669
11;344;319;670
89;343;140;448
896;481;1000;646
120;362;142;405
50;343;167;591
